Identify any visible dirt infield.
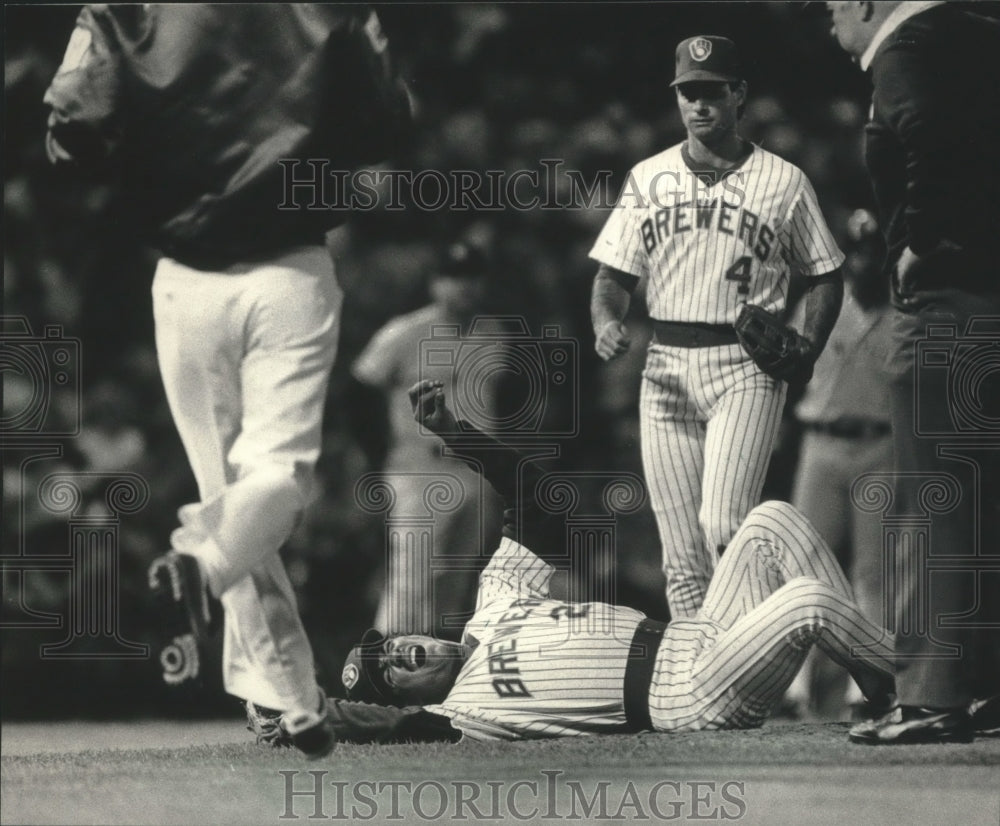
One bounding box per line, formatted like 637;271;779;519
2;720;998;825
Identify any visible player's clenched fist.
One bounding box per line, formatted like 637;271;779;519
408;380;458;435
594;320;631;362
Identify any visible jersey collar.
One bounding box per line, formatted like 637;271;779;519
680;140;755;184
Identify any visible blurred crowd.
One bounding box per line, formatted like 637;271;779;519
4;3;890;716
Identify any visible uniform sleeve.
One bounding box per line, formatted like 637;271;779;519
587;168;649;279
352;321;401;389
784;175;845;276
318;6;414;166
475;537;555;608
324;698;461;744
43;5;123;168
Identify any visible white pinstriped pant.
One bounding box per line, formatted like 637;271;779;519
152;246;342;713
648;501;894;731
640;342;785;618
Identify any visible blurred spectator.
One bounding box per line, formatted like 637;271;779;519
784;208;892;721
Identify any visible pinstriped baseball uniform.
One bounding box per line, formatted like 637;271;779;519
423;500;892;741
589;144;844;619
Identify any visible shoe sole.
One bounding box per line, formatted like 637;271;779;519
849;728;975;745
148;554;214;686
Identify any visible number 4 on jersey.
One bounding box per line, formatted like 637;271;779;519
725;256;752;295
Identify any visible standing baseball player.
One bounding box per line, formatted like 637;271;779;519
250;379;895;745
590;36;844;619
44;4;412;757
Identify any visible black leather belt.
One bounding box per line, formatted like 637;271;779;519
623;618;667;732
651;320;739;348
802;419;891;439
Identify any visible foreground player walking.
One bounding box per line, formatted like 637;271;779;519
590;36;844;619
249;380;896;745
44;4;412;758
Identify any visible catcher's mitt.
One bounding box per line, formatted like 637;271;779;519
734;304;816;385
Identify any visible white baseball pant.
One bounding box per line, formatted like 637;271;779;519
641;342;786;618
649;501;894;731
152;245;342;714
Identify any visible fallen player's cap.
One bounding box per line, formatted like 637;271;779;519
341;628;393;704
671;36;742;86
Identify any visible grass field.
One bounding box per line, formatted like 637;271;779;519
2;719;999;826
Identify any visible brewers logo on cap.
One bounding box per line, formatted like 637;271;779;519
671;36;742;87
341;663;360;690
689;38;713;62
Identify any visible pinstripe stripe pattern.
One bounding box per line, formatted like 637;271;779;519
649;501;893;731
640;342;787;617
426;505;893;741
426;539;647;740
589;144;844;324
589;141;842;620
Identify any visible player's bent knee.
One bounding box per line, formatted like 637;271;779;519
735;501;814;542
775;578;844;626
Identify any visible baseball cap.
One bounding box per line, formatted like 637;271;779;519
341;628;394;704
671;36;743;87
436;241;489;279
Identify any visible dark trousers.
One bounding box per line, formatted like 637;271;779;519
884;292;1000;708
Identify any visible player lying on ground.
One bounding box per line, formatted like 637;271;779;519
249;380;903;747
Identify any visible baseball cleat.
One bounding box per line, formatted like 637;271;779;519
848;704;974;745
283;705;337;760
246;701;292;748
246;697;336;758
148;551;220;686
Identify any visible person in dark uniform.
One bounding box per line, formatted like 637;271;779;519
826;0;1000;744
44;4;413;758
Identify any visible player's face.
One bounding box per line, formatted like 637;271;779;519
825;2;870;58
675;81;744;145
379;634;468;704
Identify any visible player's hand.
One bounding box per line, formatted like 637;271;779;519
408;380;458;436
595;321;631;362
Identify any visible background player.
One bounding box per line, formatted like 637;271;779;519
785;208;893;720
44;4;412;758
590;35;844;619
253;379;897;744
352;242;503;639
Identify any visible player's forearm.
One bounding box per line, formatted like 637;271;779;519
439;425;563;550
325;698;461;744
800;273;843;355
590;265;635;335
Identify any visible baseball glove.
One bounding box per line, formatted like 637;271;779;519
734;304;816;385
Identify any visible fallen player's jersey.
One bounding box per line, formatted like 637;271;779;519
424;537;645;740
